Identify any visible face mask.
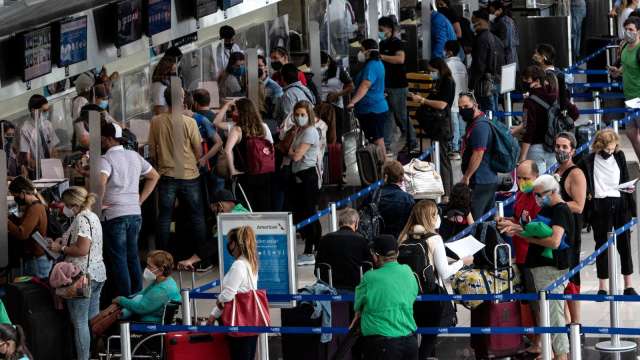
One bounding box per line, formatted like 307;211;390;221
143;268;157;282
555;150;571;163
98;100;109;110
434;215;441;230
430;71;440;81
357;51;367;63
271;61;283;71
378;31;387;41
14;194;26;206
489;14;497;22
518;179;534;193
599;150;613;160
522;82;531;92
232;66;246;77
535;194;552;208
224;42;234;50
295;115;309;127
626;30;637;43
63;205;75;218
459;107;475;123
4;136;13;148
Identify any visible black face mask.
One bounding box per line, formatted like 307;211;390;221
599;150;613;160
271;61;283;71
224;42;234;50
460;107;476;123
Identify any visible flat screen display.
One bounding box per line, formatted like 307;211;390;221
23;26;52;81
221;0;243;10
58;16;88;67
196;0;218;18
147;0;172;36
116;0;143;47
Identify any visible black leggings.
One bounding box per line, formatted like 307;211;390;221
226;335;258;360
291;167;321;254
591;197;634;279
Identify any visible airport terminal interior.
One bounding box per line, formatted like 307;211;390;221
1;0;640;359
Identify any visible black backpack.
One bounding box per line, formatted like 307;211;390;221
415;104;450;142
398;234;438;294
472;221;509;269
529;95;575;153
357;189;384;241
45;208;65;240
119;128;139;152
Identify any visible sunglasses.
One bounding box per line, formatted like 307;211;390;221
459;91;477;103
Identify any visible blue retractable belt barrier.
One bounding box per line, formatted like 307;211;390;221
188;292;539;302
564;69;610;75
566;44;612;71
569;82;623;89
295;146;434;230
189;279;220;294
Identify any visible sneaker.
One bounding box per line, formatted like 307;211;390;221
449;152;461;160
297;254;316;266
624;287;638;295
195;259;213;273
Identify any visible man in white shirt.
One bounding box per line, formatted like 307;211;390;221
98;122;160;297
444;41;468;159
214;25;243;77
19;94;60;178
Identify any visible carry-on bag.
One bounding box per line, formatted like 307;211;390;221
470;244;524;358
164;331;231;360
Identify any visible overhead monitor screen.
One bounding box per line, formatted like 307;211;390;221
196;0;218;18
23;26;52;81
116;0;143;47
147;0;172;35
58;16;88;67
221;0;243;10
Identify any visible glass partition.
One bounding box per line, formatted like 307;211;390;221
123;66;152;121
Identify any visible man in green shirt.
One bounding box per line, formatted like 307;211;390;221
611;16;640;160
353;234;419;360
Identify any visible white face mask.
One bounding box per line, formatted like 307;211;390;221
295;115;309;127
434;215;442;230
357;51;367;63
626;30;637;43
489;14;497;22
63;206;75;218
143;268;157;282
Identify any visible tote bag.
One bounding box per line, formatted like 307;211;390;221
221;261;271;337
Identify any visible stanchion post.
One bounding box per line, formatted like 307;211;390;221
539;291;552;360
504;92;513;128
181;289;192;326
258;333;270;360
593;91;601;130
191;272;198;325
570;323;582;360
606;49;612;86
496;201;505;219
613;120;619;134
330;202;338;232
120;322;132;360
433;141;441;175
595;231;637;352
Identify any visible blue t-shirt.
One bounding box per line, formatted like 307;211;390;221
192;112;216;142
461;116;498;185
354;59;389;115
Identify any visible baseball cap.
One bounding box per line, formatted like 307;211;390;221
74;73;95;93
101;122;123;139
369;234;398;256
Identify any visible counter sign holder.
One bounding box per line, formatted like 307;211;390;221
217;212;297;308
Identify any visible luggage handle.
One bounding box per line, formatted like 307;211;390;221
493;243;513;300
188;333;214;343
315;262;334;288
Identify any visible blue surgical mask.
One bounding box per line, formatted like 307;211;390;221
98;100;109;110
232;66;246;77
378;31;387;41
295;115;309;127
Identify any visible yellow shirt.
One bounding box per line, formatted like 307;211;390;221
149;113;202;180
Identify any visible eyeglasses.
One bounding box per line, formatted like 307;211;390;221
534;191;550;198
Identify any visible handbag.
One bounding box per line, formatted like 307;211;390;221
90;304;122;337
221;261;271;337
53;215;93;300
277;127;297;155
403;159;444;199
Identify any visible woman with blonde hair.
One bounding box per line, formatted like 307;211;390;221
49;186;106;360
398;199;473;359
208;226;260;360
579;128;636;295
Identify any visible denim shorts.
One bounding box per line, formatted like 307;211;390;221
357;111;388;142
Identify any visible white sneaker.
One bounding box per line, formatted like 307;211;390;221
296;254;316;266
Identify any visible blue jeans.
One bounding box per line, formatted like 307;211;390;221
67;280;104;360
526;144;557;175
450;111;465;152
102;215;143;297
471;182;499;220
156;176;209;260
24;255;52;279
385;88;416;149
571;5;587;60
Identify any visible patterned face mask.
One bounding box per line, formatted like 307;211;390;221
518;179;534;193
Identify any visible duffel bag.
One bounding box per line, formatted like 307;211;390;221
451;266;523;310
403;159;444;199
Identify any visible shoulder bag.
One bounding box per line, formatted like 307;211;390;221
221;261;271;337
52;215;93;300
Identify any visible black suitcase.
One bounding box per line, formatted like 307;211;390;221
281;303;323;360
356;144;382;186
3;282;75;360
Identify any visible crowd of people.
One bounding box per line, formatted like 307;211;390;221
2;1;640;359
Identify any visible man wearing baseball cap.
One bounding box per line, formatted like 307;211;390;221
353;234;419;359
99;122;160;298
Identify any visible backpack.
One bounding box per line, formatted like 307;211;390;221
244;136;275;175
357;188;384;241
46;209;65;240
529;95;575;153
472;221;509;269
398;234;438;294
485;119;520;173
416;103;450;142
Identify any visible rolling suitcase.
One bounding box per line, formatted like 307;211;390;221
325;143;344;186
3;281;75;360
356;143;382;186
470;244;524;359
164;332;231;360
